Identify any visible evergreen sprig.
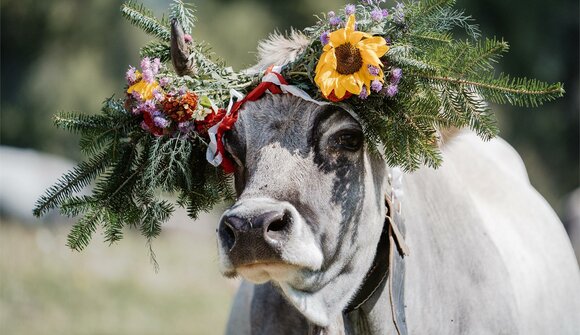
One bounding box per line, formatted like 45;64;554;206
35;0;564;257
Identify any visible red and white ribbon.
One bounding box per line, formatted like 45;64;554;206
206;66;327;173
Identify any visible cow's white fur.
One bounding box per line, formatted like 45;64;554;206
225;130;580;334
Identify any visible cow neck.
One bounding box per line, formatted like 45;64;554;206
343;194;410;335
343;199;391;314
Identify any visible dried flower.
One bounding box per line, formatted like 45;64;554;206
320;31;330;45
371;8;383;21
391;68;403;84
329;16;342;26
159;77;170;87
384;84;398;97
381;9;389;18
371;79;383;92
359;86;369;99
142;69;155;83
163;91;199;122
345;4;356;15
368;65;380;76
393;2;405;24
328;11;336;18
151;58;161;74
140;57;151;71
153;116;170;129
125;66;138;84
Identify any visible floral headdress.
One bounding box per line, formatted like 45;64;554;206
34;0;564;257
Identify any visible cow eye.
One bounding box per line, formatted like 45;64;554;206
334;129;363;151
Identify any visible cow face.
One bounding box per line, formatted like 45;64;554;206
216;94;387;325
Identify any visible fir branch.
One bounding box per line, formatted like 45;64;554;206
140;41;171;63
420;73;565;107
121;1;170;42
67;207;104;251
169;0;196;35
33;151;112;217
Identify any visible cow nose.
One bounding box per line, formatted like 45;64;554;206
219;209;291;252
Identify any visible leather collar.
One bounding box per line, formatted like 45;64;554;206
343;203;392;313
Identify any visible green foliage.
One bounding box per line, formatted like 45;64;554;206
287;0;563;171
34;97;235;261
35;0;565;255
121;1;171;42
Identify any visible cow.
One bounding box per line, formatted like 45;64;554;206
169;25;580;335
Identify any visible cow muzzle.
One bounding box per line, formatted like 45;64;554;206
217;197;323;283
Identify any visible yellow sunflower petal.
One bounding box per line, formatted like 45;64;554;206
334;83;347;99
359;48;383;67
316;69;341;96
348;31;372;45
340;75;362;95
321;49;337;69
315;50;331;73
345;14;356;36
329;28;347;47
359;36;389;57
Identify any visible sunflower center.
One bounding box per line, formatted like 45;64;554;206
335;43;363;75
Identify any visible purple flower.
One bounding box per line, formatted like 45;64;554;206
125;66;138;84
151;58;161;74
159;77;170;87
178;121;194;133
320;31;330;45
153;116;170;129
371;8;383;21
367;64;380;76
381;9;389;18
140;57;151;71
138;100;157;113
142;69;154;83
345;4;356;15
178;87;187;95
329;16;342;26
131;91;142;101
393;2;405;24
384;84;398;97
391;68;403;84
327;11;336;18
153;89;164;101
371;79;383;92
359;86;369;99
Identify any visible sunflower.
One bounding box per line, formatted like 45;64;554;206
315;14;389;101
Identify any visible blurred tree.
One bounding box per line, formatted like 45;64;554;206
1;0;577;214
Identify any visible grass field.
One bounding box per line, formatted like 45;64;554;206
0;210;239;335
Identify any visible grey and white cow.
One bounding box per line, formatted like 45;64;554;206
216;94;580;335
168;25;580;335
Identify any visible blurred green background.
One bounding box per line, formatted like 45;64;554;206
1;0;578;334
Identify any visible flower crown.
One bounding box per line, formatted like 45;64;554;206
34;0;564;257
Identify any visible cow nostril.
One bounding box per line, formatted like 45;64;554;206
265;212;291;242
267;218;287;232
220;221;236;251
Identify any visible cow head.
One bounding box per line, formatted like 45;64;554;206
216;94;388;326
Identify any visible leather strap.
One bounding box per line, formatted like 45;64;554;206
343;198;409;335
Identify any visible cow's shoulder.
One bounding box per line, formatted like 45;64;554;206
402;130;580;334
